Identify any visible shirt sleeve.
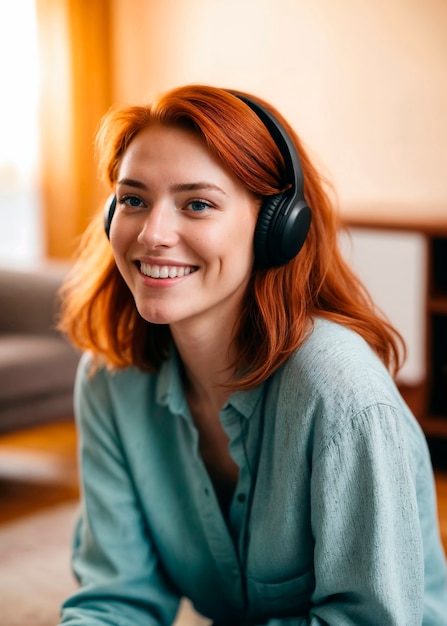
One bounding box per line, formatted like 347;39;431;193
264;402;427;626
309;403;426;624
58;355;181;626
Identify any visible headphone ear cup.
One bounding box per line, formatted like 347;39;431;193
104;195;117;239
254;194;311;268
254;193;285;267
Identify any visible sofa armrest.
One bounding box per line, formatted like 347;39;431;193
0;263;71;335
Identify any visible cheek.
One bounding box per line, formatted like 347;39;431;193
109;222;134;274
199;226;255;266
234;212;258;258
110;217;132;255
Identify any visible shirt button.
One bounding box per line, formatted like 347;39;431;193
237;493;246;503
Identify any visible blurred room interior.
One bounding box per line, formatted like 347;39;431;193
0;0;446;624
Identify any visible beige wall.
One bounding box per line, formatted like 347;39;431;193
110;0;447;218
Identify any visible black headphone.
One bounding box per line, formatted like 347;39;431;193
104;91;311;268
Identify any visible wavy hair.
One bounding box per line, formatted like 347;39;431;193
58;84;404;389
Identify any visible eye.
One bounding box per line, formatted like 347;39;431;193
186;199;213;213
118;195;145;208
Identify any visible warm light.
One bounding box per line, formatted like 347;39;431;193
0;0;39;179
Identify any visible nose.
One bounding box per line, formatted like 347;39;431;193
137;202;179;249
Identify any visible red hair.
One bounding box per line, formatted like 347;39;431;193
59;84;404;388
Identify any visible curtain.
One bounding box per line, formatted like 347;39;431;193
36;0;112;259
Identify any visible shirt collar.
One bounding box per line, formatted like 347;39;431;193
156;348;264;421
156;348;189;418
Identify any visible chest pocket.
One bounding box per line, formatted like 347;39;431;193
246;569;314;618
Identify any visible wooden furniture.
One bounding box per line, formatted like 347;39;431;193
341;204;447;439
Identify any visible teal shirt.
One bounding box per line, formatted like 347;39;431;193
60;318;447;625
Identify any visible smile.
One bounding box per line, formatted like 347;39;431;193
140;262;198;279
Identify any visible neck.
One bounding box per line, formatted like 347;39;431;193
170;321;237;412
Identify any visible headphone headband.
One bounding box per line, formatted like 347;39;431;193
228;91;304;200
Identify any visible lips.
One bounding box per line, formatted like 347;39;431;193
140;262;197;279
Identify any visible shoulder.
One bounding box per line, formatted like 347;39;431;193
74;352;157;423
270;318;415;449
75;351;150;394
281;317;392;402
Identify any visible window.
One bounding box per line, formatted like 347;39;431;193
0;0;43;264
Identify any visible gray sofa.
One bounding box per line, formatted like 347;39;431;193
0;263;81;433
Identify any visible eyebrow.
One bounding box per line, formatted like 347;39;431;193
117;178;148;190
117;178;227;196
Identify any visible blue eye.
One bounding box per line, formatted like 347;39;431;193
123;196;143;207
189;200;211;212
118;195;144;209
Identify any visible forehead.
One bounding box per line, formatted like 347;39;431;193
117;123;242;190
120;124;211;168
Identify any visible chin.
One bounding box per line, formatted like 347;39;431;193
135;304;175;326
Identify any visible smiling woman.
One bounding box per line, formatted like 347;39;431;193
56;84;447;626
0;0;42;264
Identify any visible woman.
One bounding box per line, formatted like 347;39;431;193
58;84;447;625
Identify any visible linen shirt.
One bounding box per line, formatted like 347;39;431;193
60;318;447;625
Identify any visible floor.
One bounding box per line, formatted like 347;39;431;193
436;465;447;552
0;421;79;525
0;421;211;626
1;419;446;549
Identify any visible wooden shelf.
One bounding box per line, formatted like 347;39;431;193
345;211;447;440
428;297;447;314
419;416;447;439
341;204;447;236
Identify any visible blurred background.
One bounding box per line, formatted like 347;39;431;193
0;3;446;622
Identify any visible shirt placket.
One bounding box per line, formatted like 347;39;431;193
220;405;253;578
182;403;247;617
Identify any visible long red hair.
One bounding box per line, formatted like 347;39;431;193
59;84;404;388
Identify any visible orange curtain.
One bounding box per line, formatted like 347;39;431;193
36;0;113;259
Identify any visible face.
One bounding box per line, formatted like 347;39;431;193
110;123;259;335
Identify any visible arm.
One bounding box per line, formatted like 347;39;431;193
58;354;181;626
268;403;426;626
308;404;426;625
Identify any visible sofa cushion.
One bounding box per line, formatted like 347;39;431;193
0;265;68;335
0;334;80;403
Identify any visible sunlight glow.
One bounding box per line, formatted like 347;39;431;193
0;0;40;178
0;1;42;264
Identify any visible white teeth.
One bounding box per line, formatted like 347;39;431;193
140;263;195;279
